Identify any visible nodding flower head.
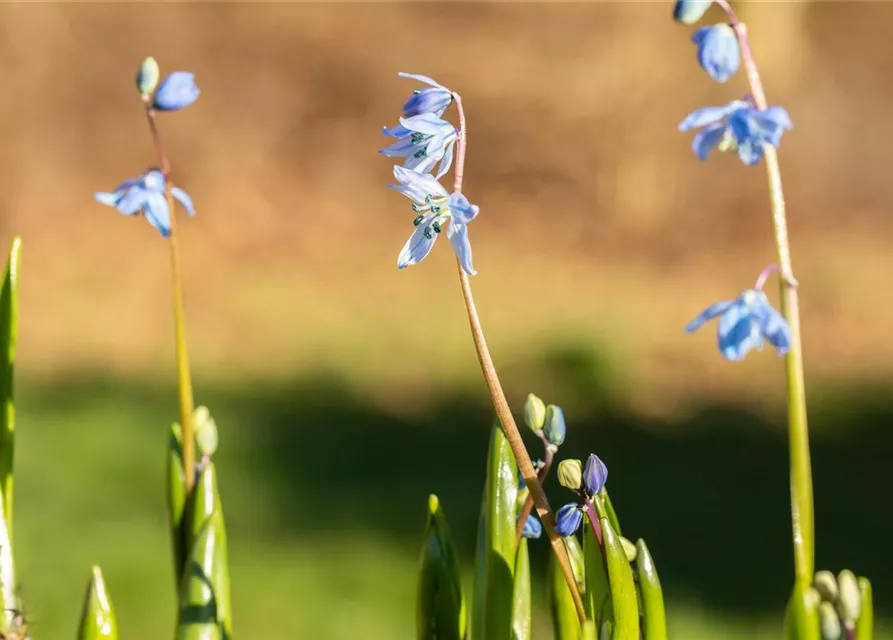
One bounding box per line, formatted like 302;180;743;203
389;166;479;275
153;71;200;111
94;170;195;237
692;24;740;83
554;504;584;538
685;288;791;361
679;100;793;165
397;72;453;119
381;114;458;180
519;514;543;540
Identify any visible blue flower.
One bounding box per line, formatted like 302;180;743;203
679;101;792;165
153;72;200;111
673;0;712;25
94;170;195;237
692;24;740;82
685;289;791;360
555;504;584;538
519;514;543;540
582;454;608;497
543;405;566;447
390;166;479;275
397;72;453;118
380;113;458;180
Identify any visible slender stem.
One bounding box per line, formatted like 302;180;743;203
143;98;196;494
514;433;555;543
450;92;586;622
715;0;814;584
580;495;603;547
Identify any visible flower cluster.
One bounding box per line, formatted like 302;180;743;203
94;58;199;236
674;3;792;166
380;73;480;275
554;454;609;538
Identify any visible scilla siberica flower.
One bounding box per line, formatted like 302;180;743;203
679;100;792;165
397;72;453;119
692;24;740;83
94;170;195;237
520;514;542;539
390;166;478;275
381;114;458;180
555;453;608;538
686;289;791;361
153;71;200;111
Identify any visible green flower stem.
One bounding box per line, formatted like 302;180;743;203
716;0;814;583
451;92;586;624
514;431;555;543
143;101;197;494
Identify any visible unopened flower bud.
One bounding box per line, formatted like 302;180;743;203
620;536;637;562
193;406;218;457
543;404;566;446
819;602;841;640
557;459;583;491
524;393;546;432
814;570;839;603
136;57;160;95
673;0;712;25
837;569;861;626
583;453;608;496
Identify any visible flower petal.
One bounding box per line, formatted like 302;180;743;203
554;504;583;538
434;138;456;179
696;24;740;83
448;193;479;225
718;314;762;361
380;136;423;158
116;187;149;215
685;299;734;333
448;222;476;275
397;72;445;88
392;166;449;200
153;71;200;111
691;121;727;161
144;190;172;236
399;113;454;137
382;123;412;138
736;139;765;166
171;186;196;216
397;220;438;269
520;515;543;540
94;191;122;208
761;305;791;355
678;105;732;131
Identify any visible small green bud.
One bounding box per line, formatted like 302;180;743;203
814;570;839;603
557;459;582;491
136;57;160;95
515;485;530;511
524;393;546;431
620;536;637;562
193;406;218;457
819;602;842;640
543;404;566;446
837;570;861;626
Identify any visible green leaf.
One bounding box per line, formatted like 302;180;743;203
177;462;232;640
548;538;583;640
600;517;639;639
78;566;119;640
784;582;820;640
169;422;188;585
417;495;466;640
634;540;666;640
511;538;531;640
600;489;621;538
855;577;872;640
582;621;597;640
583;522;608;623
471;419;519;640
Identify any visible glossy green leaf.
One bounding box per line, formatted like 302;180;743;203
583;521;608;622
169;422;188;585
177;462;232;640
600;517;639;639
784;582;820;640
635;539;666;640
582;620;597;640
511;538;531;640
548;538;583;640
417;495;466;640
471;419;519;640
78;566;119;640
855;577;872;640
600;489;621;538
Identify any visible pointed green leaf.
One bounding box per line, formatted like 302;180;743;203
784;582;820;640
417;495;466;640
177;462;232;640
471;419;519;640
511;538;531;640
855;577;872;640
600;517;639;639
0;237;19;531
634;540;666;640
600;489;621;538
78;566;119;640
582;621;597;640
583;523;608;623
548;538;583;640
169;422;188;584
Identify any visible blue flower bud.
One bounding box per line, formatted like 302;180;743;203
153;71;200;111
673;0;712;25
136;57;160;95
520;515;542;539
543;405;566;446
554;504;583;537
404;87;453;119
692;24;740;83
582;453;608;496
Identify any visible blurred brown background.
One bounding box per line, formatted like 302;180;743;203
0;2;889;639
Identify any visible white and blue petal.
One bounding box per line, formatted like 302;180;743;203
433;137;457;180
144;190;172;236
398;217;438;269
391;166;450;202
736;138;765;166
685;299;734;333
116;186;150;215
397;72;446;88
448;193;479;225
760;305;791;354
448;222;475;276
679;103;740;131
718;313;762;361
171;186;195;216
94;191;123;208
382;123;412;139
691;121;728;160
399;113;454;137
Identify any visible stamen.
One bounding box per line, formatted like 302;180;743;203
413;149;427;159
413;89;421;95
431;205;441;214
413;214;425;226
410;132;426;144
423;227;433;240
432;221;442;234
411;203;423;213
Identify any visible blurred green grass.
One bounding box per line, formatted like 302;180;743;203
10;370;890;639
